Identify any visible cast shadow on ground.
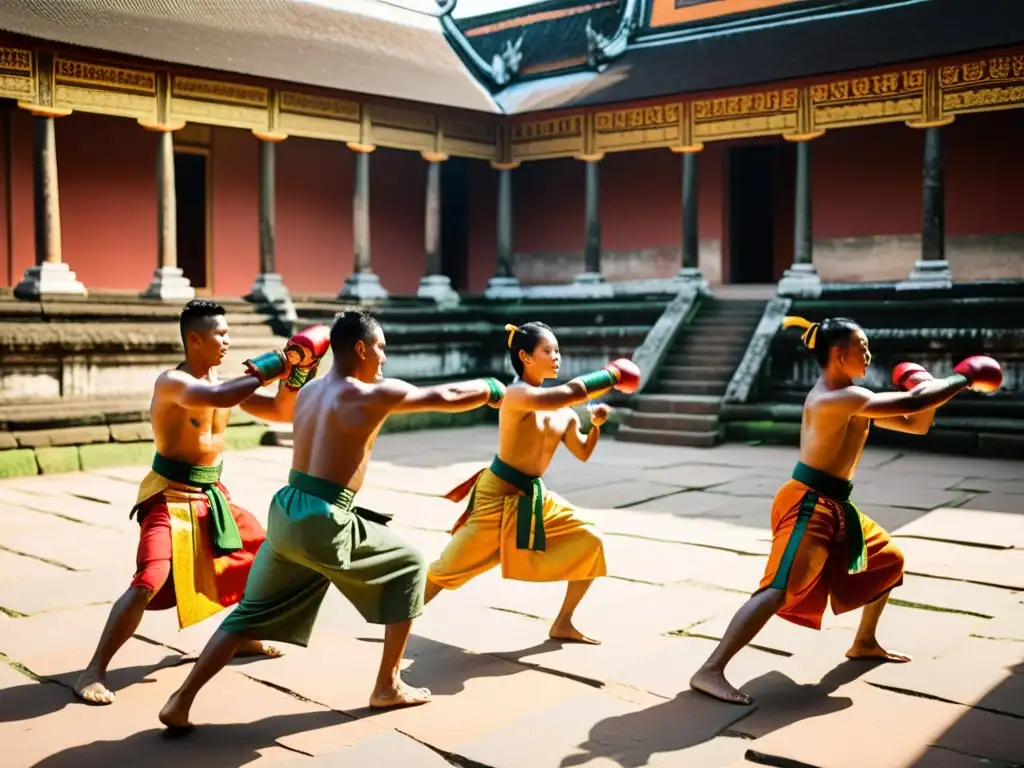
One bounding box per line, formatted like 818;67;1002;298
0;657;183;724
560;660;877;768
31;710;348;768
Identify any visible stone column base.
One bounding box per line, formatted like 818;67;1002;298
14;262;87;300
676;266;710;295
484;275;524;300
247;272;293;304
339;271;389;302
897;259;953;290
777;263;822;298
416;274;460;307
142;266;195;301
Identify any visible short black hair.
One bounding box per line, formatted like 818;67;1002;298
180;299;226;346
789;316;863;367
330;309;381;368
507;321;554;377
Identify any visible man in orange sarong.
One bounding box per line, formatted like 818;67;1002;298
74;300;329;705
689;315;997;706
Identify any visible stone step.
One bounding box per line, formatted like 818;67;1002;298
627;412;719;432
675;331;754;347
616;425;722;447
660;364;735;381
659;380;728;396
663;352;729;367
632;394;721;414
672;340;749;355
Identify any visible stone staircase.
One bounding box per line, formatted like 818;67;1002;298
618;298;767;447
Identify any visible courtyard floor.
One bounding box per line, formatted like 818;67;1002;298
1;426;1022;768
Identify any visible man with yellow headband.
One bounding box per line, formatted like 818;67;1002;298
689;315;1003;705
424;321;640;644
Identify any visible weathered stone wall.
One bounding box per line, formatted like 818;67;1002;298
0;294;669;477
722;282;1024;456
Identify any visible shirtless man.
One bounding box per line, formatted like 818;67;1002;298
689;315;1002;705
157;308;507;729
425;321;640;644
75;299;329;705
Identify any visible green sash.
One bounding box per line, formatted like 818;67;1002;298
152;453;242;556
287;469;393;526
792;461;867;575
488;456;546;552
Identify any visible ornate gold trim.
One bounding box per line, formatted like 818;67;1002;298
346;142;376;153
669;143;704;153
138;118;187;132
575;152;605;162
17;102;72;118
783;130;826;142
252;129;289;142
421;151;449;162
905;116;956;128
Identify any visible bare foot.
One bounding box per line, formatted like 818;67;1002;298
845;641;912;663
549;618;601;645
689;666;754;706
236;639;283;658
74;671;116;705
158;692;194;732
369;680;432;710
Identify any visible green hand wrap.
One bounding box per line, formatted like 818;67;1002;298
944;373;970;388
483;377;504;404
285;361;320;391
245;350;287;385
577;369;616;394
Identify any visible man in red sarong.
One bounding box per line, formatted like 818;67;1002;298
74;299;330;705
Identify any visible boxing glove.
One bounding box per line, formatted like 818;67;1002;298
606;358;641;394
953;355;1003;394
284;324;331;391
243;350;290;386
892;362;934;391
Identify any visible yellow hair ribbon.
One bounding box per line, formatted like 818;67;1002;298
782;315;820;350
504;323;519;348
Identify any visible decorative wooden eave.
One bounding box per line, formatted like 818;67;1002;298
438;0;525;90
584;0;645;70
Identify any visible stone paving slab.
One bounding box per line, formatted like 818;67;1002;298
2;431;1022;768
898;538;1024;590
893;506;1024;549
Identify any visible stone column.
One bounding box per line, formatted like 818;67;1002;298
340;143;387;301
899;124;953;289
484;160;524;299
675;148;708;291
778;137;822;298
417;152;459;305
14;114;86;299
247;137;294;305
143;129;194;300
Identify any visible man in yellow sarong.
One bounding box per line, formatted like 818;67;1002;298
425;321;640;644
74;301;329;705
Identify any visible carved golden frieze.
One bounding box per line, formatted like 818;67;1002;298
441;116;499;160
594;103;682;150
810;69;925;128
0;47;33;99
55;58;155;95
171;76;267;107
510;115;585;160
280;91;360;121
372;104;436;133
692;88;799;140
939;56;1024;115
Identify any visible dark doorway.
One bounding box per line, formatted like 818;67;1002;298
174;150;209;291
727;145;777;284
440;157;469;290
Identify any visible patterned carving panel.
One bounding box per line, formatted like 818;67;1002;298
692;88;799;140
0;47;33;99
441;116;499;159
810;69;925;128
510;115;585;160
939;56;1024;115
170;75;268;129
594;103;682;150
278;90;360;141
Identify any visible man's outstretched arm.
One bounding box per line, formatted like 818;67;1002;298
382;377;505;414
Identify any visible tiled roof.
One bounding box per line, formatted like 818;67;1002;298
0;0;500;113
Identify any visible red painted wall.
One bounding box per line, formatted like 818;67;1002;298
0;104;10;288
466;159;497;293
276;137;353;296
371;148;426;296
946;109;1022;236
56;112;158;291
515;157;585;256
210;127;259;297
6;106;36;288
602;148;681;253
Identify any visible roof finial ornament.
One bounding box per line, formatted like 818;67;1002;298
437;0;525;90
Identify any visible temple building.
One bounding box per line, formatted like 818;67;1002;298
1;0;1022;303
0;0;1022;466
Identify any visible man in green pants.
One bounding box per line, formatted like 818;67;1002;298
159;309;506;729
